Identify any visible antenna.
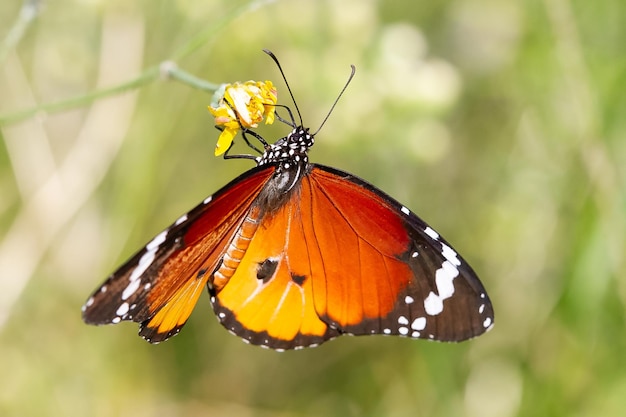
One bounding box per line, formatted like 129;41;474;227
263;49;356;135
263;49;303;126
313;64;355;136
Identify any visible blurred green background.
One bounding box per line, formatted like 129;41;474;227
1;0;624;416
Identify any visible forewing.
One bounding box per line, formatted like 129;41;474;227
305;165;494;342
82;165;275;343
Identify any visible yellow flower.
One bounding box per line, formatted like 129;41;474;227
208;81;278;156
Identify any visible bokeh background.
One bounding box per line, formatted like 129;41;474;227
1;0;624;416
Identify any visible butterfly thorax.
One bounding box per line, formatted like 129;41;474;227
252;126;315;214
257;126;314;169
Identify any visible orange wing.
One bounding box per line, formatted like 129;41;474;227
211;188;340;350
82;166;275;343
307;166;493;342
211;165;494;349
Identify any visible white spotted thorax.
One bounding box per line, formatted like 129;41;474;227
257;127;314;170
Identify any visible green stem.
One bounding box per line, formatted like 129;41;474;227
0;68;159;125
160;61;221;92
0;0;272;127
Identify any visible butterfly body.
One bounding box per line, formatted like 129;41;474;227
83;123;494;350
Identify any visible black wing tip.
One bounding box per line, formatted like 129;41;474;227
82;305;183;344
139;322;183;344
81;300;114;326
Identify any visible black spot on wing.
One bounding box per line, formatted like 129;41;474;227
290;274;306;286
257;259;278;282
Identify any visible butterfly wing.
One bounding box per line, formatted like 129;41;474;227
211;164;493;349
82;165;276;343
307;165;494;342
210;187;342;350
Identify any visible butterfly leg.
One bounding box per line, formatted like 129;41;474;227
273;105;297;128
240;128;268;153
213;125;260;161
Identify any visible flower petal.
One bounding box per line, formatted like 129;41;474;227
208;80;279;157
214;127;238;156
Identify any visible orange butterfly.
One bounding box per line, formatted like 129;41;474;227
82;51;494;350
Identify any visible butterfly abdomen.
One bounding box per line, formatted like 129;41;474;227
211;205;263;291
210;159;308;292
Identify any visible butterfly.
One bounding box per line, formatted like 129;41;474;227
82;50;494;351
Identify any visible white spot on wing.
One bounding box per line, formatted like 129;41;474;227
411;317;427;331
483;317;493;328
401;206;410;215
129;248;157;282
422;261;460;317
399;326;409;335
479;304;485;314
398;316;409;325
122;279;141;300
404;295;414;304
116;302;130;316
204;195;213;204
127;231;167;285
383;328;391;335
175;213;188;226
146;230;167;251
122;230;167;284
435;261;459;299
441;243;461;266
424;226;439;240
424;292;444;315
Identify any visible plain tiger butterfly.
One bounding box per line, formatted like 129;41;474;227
82;50;494;350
